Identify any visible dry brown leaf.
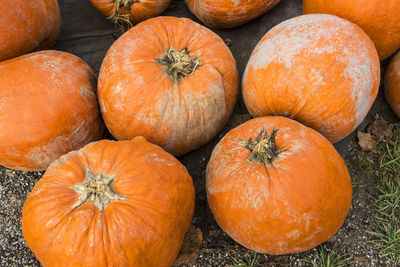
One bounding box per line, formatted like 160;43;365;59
367;119;392;141
367;154;378;164
173;224;203;266
357;131;377;151
326;235;337;243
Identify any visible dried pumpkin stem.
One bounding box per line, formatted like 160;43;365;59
155;47;202;84
71;168;125;212
108;0;139;28
245;128;285;165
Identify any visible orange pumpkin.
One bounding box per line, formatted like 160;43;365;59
0;51;104;171
22;137;195;267
303;0;400;60
384;51;400;117
98;16;239;156
185;0;281;28
0;0;61;61
206;116;352;254
89;0;171;26
242;14;380;143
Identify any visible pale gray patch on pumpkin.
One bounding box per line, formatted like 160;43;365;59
300;226;328;244
136;113;158;128
273;133;308;167
108;84;127;112
286;229;301;240
26;135;72;168
248;15;350;70
89;231;94;248
27;121;92;169
156;72;227;153
302;213;313;232
231;0;240;8
146;153;173;166
242;183;269;209
343;46;378;129
80;86;94;99
247;14;377;138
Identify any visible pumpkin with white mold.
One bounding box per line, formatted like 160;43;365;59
89;0;171;26
22;137;195;267
0;50;104;171
206;116;352;254
185;0;281;28
0;0;61;61
98;16;239;156
303;0;400;60
242;14;380;143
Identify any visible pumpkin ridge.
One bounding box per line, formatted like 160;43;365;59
155;47;202;84
71;168;125;211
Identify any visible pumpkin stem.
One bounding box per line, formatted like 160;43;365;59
71;169;125;212
245;128;285;165
108;0;139;28
155;47;202;84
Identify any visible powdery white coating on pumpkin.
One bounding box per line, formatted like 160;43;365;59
231;0;240;8
155;75;227;153
0;51;103;170
206;116;352;254
22;138;195;267
98;17;238;156
0;0;61;61
185;0;281;28
243;14;380;142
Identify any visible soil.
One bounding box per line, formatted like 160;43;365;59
1;0;399;266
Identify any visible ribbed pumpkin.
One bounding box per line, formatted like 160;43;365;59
22;137;195;267
242;14;380;143
89;0;170;26
98;16;239;156
185;0;281;28
384;51;400;117
0;51;104;171
303;0;400;60
206;116;352;254
0;0;61;61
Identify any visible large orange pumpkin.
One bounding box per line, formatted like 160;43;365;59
185;0;281;28
0;0;61;61
89;0;171;26
242;14;380;143
384;51;400;117
303;0;400;60
206;116;352;254
98;16;239;156
22;137;195;267
0;51;104;171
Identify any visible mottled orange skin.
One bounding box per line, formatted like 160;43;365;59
385;51;400;117
22;137;195;267
0;0;61;61
304;0;400;60
206;116;352;254
243;14;380;143
98;16;239;156
185;0;281;28
0;51;104;171
89;0;170;24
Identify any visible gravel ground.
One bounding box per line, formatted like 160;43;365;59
1;0;400;266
